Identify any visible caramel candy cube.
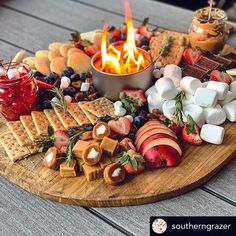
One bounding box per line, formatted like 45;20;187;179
77;159;85;172
82;164;103;181
100;137;118;157
60;160;77;177
99;156;112;170
72;140;90;159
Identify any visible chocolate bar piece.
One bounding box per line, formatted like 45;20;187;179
207;53;233;70
224;53;236;67
194;56;220;71
182;65;207;81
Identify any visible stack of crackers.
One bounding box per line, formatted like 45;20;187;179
0;97;115;162
149;31;189;66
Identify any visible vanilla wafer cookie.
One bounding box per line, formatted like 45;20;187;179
0;131;37;162
44;109;65;131
31;111;49;136
81;97;115;118
53;106;79;129
20;115;41;142
78;102;98;125
67;103;91;125
7;121;33;146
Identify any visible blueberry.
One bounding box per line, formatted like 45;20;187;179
44;76;54;85
41;100;52;109
137;35;149;47
63;66;74;77
67;128;76;137
97;117;106;123
109;36;119;43
127;131;135;141
47;72;59;82
141;45;150;51
134;116;147;128
63;86;77;96
70;73;80;82
33;71;44;78
121;32;126;40
81;73;87;81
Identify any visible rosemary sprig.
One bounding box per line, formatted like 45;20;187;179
174;91;186;127
38;125;55;152
119;92;142;114
159;36;173;57
50;87;68;114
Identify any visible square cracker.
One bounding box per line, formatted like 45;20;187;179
80;97;115;118
44;109;65;131
67;103;91;126
20;115;41;142
53;106;79;129
0;131;38;162
78;102;98;125
7;121;33;146
31;111;49;136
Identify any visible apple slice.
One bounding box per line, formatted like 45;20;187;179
135;128;177;151
142;137;182;156
144;145;181;168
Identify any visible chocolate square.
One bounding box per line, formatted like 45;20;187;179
182;65;207;81
194;56;221;71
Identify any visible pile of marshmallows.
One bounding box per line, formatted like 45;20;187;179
146;64;236;145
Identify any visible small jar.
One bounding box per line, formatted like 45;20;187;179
0;63;37;121
189;7;228;54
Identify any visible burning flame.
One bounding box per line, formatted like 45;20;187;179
101;0;146;74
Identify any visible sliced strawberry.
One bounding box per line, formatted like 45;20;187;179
210;70;232;85
183;48;203;65
169;119;183;134
182;115;202;145
36;80;53;90
54;130;69;150
108;117;131;136
84;45;98;57
123;89;147;105
108;27;121;39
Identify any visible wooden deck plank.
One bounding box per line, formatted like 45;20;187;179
0;177;125;236
93;189;236;236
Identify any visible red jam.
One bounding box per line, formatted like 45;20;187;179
0;63;37;121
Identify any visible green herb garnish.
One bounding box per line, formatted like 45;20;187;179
185;115;196;135
159;36;173;57
70;31;81;43
119;92;142;114
50;87;68;114
174;91;185;127
142;17;149;26
38;125;55;152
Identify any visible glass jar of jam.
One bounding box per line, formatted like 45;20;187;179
189;7;228;54
0;63;37;121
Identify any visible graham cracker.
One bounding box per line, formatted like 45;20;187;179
7;121;33;146
68;103;91;125
31;111;49;136
0;131;38;162
78;102;98;125
44;109;65;131
149;30;188;66
20;115;41;142
80;97;115;118
53;106;79;129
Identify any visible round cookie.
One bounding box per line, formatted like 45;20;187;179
23;57;36;70
35;50;49;59
50;57;66;75
59;43;73;57
48;42;63;51
67;47;84;57
67;52;91;74
35;57;50;75
48;50;61;61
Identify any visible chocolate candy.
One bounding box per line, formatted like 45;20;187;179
182;65;207;81
194;56;220;71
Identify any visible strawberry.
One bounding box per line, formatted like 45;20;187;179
116;149;145;174
169;119;183;134
108;117;131;136
84;45;98;57
36;80;53;90
210;70;232;85
182;115;202;145
74;39;84;50
54;130;69;150
183;48;203;65
123;89;147;105
108;26;121;39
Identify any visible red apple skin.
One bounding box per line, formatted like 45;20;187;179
144;145;181;168
136;122;167;137
139;133;179;154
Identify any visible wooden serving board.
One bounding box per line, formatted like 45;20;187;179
0;117;235;207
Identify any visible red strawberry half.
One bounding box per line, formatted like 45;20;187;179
210;70;232;85
123;89;147;105
54;130;69;150
183;48;203;65
36;80;53;90
108;117;131;136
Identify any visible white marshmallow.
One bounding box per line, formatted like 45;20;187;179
183;104;205;127
60;76;70;89
207;81;229;100
147;92;165;112
64;95;72;104
114;101;122;108
153;61;162;69
219;91;236;106
155;77;178;100
201;81;209;88
125;115;134;123
230;81;236;93
200;124;225;145
51;97;60;106
223;100;236;122
0;67;6;76
145;85;157;97
148;104;155;113
162;100;176;119
182;94;195;105
204;104;226;125
194;88;218;107
114;106;126;117
153;69;162;79
160;67;164;75
80;82;90;92
7;68;20;80
164;64;182;87
180;76;201;95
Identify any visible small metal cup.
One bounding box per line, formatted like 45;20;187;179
91;48;153;101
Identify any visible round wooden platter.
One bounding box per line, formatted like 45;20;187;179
0;120;235;208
